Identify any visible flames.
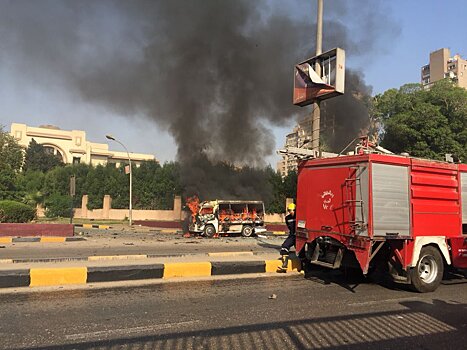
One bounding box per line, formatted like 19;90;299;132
186;196;200;223
219;207;258;222
186;196;263;228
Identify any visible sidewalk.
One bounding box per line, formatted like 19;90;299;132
0;228;287;259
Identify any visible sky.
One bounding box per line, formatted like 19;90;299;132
0;0;466;167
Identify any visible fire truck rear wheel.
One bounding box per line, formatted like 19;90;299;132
241;225;253;237
409;246;444;293
204;225;216;238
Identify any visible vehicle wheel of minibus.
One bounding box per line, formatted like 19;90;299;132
204;225;216;238
241;225;253;237
408;246;444;293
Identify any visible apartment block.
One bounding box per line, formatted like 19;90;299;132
277;117;311;178
421;48;467;89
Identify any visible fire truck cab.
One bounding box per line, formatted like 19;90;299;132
296;153;467;292
189;200;267;237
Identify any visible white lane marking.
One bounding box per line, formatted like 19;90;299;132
65;320;200;340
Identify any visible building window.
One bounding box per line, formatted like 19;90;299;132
72;157;81;165
43;146;65;162
44;146;56;155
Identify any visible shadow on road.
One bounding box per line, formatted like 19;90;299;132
17;299;466;350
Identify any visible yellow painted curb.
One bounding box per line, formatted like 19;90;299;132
88;255;148;261
164;262;212;278
272;231;287;235
30;267;87;287
0;237;12;243
82;224;93;229
0;259;13;263
98;225;110;229
207;252;254;257
265;259;300;273
40;237;66;243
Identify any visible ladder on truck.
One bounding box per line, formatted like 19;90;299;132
344;165;366;234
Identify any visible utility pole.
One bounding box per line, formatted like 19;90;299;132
311;0;323;152
69;175;75;224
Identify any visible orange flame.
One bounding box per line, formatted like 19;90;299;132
186;196;200;223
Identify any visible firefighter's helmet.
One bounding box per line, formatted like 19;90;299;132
287;203;296;211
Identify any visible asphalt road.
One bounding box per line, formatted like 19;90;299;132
1;270;466;349
0;232;284;260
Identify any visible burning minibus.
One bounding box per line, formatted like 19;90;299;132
188;199;267;237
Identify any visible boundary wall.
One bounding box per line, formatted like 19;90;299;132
36;196;289;223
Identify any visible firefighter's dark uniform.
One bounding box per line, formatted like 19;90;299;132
280;211;296;255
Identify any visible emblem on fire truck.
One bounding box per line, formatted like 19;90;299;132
321;190;334;210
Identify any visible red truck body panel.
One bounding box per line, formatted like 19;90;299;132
410;160;460;237
296;153;467;271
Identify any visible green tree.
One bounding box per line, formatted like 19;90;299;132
133;161;182;210
372;80;467;161
283;170;297;199
81;163;127;209
41;164;91;209
265;168;285;214
23;139;64;172
15;171;46;206
0;169;21;201
0;126;23;200
44;194;72;218
0;126;23;172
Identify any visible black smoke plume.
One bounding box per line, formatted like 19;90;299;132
0;0;397;200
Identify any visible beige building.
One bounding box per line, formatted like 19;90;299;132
277;117;311;178
421;48;467;89
10;123;156;166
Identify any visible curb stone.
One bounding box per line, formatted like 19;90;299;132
0;258;301;289
1;251;265;264
0;237;86;243
74;224;111;229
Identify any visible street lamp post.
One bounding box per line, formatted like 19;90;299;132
106;134;132;226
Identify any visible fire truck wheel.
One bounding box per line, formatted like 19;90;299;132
241;225;253;237
203;225;216;238
409;246;444;293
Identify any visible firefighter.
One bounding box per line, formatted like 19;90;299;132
279;202;296;270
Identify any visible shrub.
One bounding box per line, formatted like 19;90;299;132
0;200;36;223
45;194;72;218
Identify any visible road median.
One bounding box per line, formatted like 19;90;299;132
0;253;301;289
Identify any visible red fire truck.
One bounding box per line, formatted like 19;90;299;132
295;149;467;292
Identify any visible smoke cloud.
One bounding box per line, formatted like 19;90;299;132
0;0;398;199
